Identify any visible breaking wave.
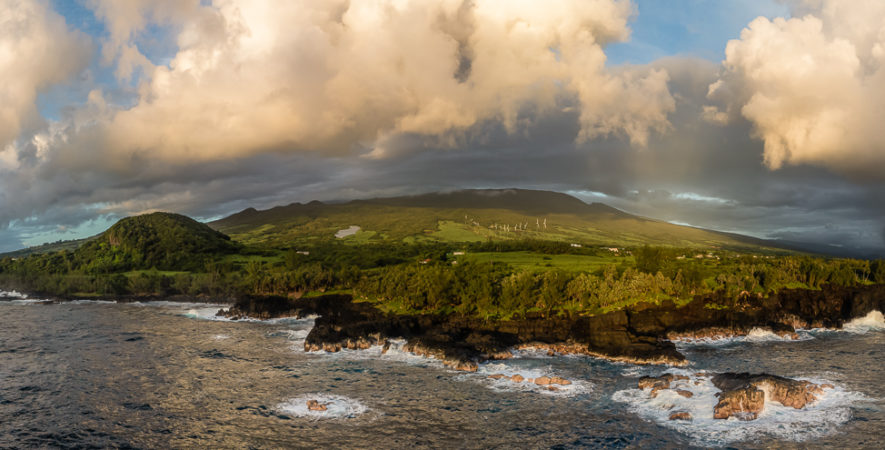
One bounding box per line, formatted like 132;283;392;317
0;290;28;299
842;310;885;333
276;394;368;420
462;361;592;397
612;371;870;446
673;327;813;349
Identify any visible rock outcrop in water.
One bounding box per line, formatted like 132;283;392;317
306;400;327;411
713;385;766;420
712;373;826;411
219;284;885;370
636;372;831;421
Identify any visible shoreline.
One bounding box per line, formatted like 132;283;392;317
5;284;884;370
219;284;885;370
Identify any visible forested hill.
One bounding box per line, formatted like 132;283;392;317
73;212;240;272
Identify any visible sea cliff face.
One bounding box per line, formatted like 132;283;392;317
219;284;885;370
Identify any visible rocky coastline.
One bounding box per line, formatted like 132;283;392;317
219;284;885;370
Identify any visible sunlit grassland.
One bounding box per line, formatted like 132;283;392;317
458;251;632;273
215;203;786;257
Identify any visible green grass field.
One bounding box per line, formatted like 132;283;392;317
458;251;631;273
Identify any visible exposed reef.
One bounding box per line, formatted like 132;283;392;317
219;284;885;370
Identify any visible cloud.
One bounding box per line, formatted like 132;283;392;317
0;0;90;160
1;0;883;258
70;0;674;164
706;0;885;178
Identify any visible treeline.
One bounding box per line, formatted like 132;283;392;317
353;262;682;319
3;237;885;320
354;254;885;319
465;239;603;255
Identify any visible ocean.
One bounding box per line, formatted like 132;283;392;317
1;292;882;448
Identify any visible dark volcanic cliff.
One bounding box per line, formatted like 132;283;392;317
220;284;885;370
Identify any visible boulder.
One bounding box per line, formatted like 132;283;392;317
307;400;327;412
488;374;507;380
638;373;689;395
669;411;692;421
713;373;823;410
534;376;552;386
549;376;572;386
510;374;525;383
675;389;693;398
713;386;764;420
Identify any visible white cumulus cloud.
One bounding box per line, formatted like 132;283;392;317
707;0;885;178
77;0;674;163
0;0;90;159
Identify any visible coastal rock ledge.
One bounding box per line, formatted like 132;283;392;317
219;284;885;370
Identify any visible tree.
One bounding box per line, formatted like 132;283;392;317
871;260;885;283
635;245;665;274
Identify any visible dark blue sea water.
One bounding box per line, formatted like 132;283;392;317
1;292;883;448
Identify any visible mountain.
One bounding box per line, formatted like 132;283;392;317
75;212;240;271
209;188;791;253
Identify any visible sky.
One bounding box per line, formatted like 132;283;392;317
1;0;884;257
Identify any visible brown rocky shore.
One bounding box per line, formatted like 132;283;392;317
219;284;885;370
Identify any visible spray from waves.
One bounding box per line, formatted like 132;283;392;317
267;320;317;348
182;306;233;321
67;299;117;305
276;394;368;420
454;361;592;397
0;290;52;305
142;302;313;323
0;290;28;299
612;371;870;446
842;310;885;333
1;299;47;305
673;327;813;349
305;339;449;369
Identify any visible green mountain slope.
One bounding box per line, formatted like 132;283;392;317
75;212;240;271
210;189;786;252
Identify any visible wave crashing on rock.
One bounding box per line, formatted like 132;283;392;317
842;310;885;333
276;394;368;420
613;370;867;446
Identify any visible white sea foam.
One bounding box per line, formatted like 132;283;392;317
183;306;232;321
456;361;592;397
842;310;885;333
276;394;368;419
265;314;318;324
673;327;813;349
308;339;448;369
67;299;117;305
0;290;28;299
3;298;47;305
268;323;315;349
612;372;869;446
